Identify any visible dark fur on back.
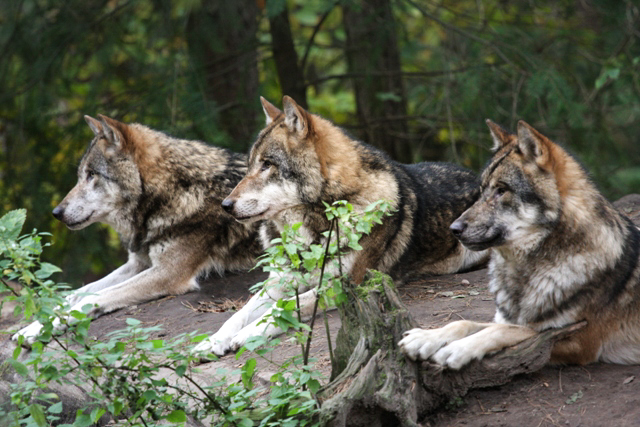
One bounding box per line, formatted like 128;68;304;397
227;97;488;283
67;116;263;276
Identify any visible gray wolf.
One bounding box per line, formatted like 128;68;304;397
193;96;489;356
399;120;640;368
13;115;263;344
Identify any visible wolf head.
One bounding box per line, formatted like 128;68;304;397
222;96;336;223
450;120;586;252
53;115;143;231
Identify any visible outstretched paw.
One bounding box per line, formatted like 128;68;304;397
432;339;483;370
12;321;45;347
398;327;450;361
192;334;232;359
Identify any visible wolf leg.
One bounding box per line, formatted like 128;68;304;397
431;323;536;370
13;246;200;346
398;320;492;361
66;253;146;305
12;254;146;344
228;288;319;352
192;270;308;356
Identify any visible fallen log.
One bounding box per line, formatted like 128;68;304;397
317;270;585;427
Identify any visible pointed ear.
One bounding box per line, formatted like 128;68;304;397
97;114;125;149
261;97;282;125
486;119;515;151
282;95;309;136
84;115;103;136
516;121;552;165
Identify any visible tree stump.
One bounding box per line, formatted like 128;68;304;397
317;270;585;427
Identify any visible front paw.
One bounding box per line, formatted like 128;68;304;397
398;327;450;361
192;334;232;357
12;321;45;346
432;339;483;370
228;325;265;352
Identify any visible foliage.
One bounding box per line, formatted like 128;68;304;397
1;201;393;426
1;0;639;284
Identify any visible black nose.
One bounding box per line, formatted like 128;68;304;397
450;220;467;237
221;198;234;213
52;205;64;221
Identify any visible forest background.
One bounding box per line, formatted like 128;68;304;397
1;0;639;285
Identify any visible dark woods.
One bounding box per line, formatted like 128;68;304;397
1;0;639;283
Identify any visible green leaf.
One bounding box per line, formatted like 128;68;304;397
237;418;254;427
241;358;256;389
73;412;92;427
12;344;21;359
48;402;63;414
175;364;187;377
34;262;62;279
29;403;47;427
90;408;106;423
307;378;321;393
375;91;402;102
244;335;268;351
595;67;621;89
143;390;158;402
166;409;186;423
125;318;141;326
0;209;26;242
284;243;298;256
9;359;28;376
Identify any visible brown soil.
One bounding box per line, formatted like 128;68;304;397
3;195;640;426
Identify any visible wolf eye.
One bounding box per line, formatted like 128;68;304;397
494;186;508;198
87;170;96;181
261;160;273;171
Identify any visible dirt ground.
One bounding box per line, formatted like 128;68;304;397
3;195;640;426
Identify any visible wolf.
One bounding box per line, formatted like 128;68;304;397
399;120;640;368
13;115;263;345
193;96;489;356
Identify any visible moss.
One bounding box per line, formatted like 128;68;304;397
356;270;394;299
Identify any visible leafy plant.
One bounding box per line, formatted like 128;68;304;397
0;200;394;426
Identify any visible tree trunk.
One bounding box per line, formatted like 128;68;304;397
268;6;308;108
186;0;260;147
317;270;585;426
342;0;412;162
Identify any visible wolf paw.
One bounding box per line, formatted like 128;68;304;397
12;321;45;346
228;326;264;352
398;327;450;361
192;334;232;357
432;340;483;370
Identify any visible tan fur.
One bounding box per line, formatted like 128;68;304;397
194;96;487;357
401;120;640;368
13;115;262;346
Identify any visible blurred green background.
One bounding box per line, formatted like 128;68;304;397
1;0;639;285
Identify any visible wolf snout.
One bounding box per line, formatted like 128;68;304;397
221;198;235;213
450;220;467;237
52;205;65;221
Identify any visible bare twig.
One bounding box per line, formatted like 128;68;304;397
404;0;524;73
300;5;335;72
303;218;336;365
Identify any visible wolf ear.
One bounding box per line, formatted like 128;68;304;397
486;119;515;151
84;115;103;136
516;121;553;165
97;114;126;150
282;95;310;136
261;97;282;125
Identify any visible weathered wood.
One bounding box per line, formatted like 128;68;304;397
317;270;585;427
